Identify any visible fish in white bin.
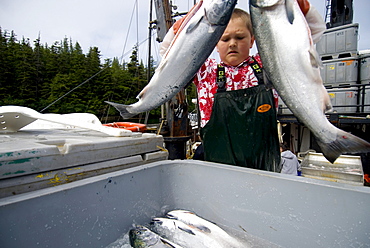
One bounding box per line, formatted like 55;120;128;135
106;0;237;118
129;225;183;248
166;210;242;248
250;0;370;163
151;217;226;248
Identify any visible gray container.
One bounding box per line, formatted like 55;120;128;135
316;23;359;58
360;52;370;82
327;86;358;113
359;86;370;113
328;0;353;28
320;57;358;85
0;129;164;180
0;129;167;197
301;152;363;185
278;96;292;114
1;160;369;248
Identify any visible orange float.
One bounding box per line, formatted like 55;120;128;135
103;122;147;132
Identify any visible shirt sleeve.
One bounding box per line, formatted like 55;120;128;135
305;5;326;44
159;26;175;57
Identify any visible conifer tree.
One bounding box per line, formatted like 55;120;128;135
0;29;160;120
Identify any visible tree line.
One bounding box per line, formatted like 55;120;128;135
0;28;164;122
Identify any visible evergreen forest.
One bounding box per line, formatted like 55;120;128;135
0;28;196;123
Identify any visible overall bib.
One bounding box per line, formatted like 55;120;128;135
200;62;280;171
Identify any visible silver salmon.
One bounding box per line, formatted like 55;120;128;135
166;210;242;248
150;217;225;248
250;0;370;163
129;225;183;248
106;0;237;118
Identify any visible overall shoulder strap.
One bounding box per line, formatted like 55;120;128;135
216;64;226;93
249;56;264;85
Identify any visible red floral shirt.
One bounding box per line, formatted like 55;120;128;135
193;54;278;127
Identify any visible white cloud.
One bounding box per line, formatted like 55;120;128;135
0;0;369;63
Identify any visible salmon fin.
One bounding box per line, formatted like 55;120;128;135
324;103;334;113
322;87;333;113
208;25;216;33
156;58;168;73
159;238;179;248
136;86;148;100
105;101;135;119
308;47;323;68
193;224;211;233
262;70;274;89
285;0;295;24
178;226;195;235
187;15;203;33
318;84;333;113
317;129;370;163
178;0;203;34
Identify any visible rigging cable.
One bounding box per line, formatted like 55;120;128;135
136;0;140;61
40;67;108;113
119;0;138;65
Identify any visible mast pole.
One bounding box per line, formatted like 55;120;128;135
145;0;154;124
153;0;190;159
147;0;153;86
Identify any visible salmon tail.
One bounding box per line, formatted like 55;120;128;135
105;101;135;119
317;129;370;163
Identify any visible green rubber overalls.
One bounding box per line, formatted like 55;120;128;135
200;59;280;172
